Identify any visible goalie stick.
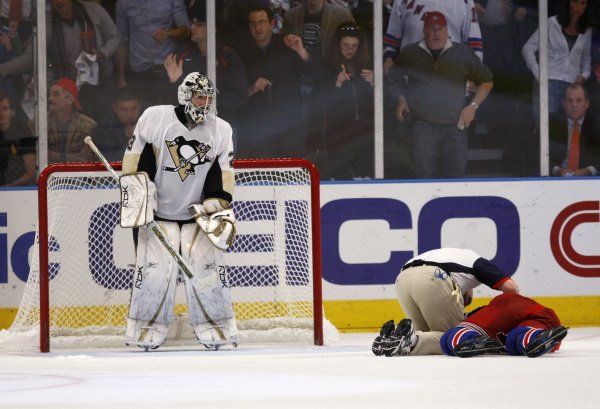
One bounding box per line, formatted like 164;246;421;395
84;136;225;339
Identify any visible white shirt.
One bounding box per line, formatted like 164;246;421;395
125;105;234;220
522;16;592;83
404;247;509;292
384;0;483;60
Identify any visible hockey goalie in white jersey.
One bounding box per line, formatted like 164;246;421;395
120;72;237;351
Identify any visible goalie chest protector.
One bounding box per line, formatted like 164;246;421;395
126;105;234;221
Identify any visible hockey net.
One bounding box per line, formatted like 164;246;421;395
1;159;336;352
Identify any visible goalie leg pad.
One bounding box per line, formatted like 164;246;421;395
125;222;180;348
180;223;238;345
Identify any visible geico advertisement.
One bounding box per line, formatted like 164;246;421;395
1;179;599;309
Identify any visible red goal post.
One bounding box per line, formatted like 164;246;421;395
28;158;324;352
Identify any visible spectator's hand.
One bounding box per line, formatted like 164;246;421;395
152;28;170;43
395;96;410;121
335;64;351;88
164;53;183;84
0;32;13;52
117;77;127;89
458;104;477;129
575;75;586;85
474;2;485;16
283;34;309;60
251;77;273;96
560;167;590;176
361;69;374;86
514;7;527;21
383;57;394;75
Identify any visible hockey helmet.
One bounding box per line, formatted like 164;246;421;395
178;72;215;125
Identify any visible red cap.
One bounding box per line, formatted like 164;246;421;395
424;11;447;28
53;78;82;110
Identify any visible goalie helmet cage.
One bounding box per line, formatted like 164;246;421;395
29;158;323;352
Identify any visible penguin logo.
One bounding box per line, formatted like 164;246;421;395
163;136;212;182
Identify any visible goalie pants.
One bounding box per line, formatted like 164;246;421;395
395;265;465;355
126;221;234;347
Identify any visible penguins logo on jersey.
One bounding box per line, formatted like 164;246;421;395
163;136;212;182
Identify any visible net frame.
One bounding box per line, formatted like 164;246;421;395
36;158;323;352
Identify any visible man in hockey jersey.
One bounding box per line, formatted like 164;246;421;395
372;247;519;357
120;72;237;351
441;293;568;358
383;0;483;74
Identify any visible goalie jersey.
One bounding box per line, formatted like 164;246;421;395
123;105;234;221
384;0;483;60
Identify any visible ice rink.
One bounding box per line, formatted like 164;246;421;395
1;328;599;409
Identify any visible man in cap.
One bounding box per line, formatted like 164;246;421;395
48;77;96;163
389;11;494;178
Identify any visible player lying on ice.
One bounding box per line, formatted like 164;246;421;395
374;293;568;358
119;72;238;351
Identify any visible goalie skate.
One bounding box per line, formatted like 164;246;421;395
194;318;239;350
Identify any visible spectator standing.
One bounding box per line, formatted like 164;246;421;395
391;12;493;178
48;0;119;119
0;91;35;186
47;78;96;163
115;0;190;106
383;0;483;75
325;22;373;179
371;247;519;357
237;5;321;159
283;0;354;58
163;4;247;137
94;86;141;162
522;0;592;118
550;83;599;176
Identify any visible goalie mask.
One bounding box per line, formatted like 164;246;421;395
178;72;215;125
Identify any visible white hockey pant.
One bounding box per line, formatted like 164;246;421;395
125;222;237;348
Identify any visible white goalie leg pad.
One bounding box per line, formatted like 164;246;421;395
180;223;239;345
125;222;180;348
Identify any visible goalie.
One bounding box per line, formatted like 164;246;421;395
120;72;237;351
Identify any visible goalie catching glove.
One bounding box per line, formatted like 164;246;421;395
189;199;236;250
119;172;157;228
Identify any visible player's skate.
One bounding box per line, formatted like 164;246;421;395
372;320;396;356
194;318;239;350
381;319;417;357
525;326;568;358
455;335;505;358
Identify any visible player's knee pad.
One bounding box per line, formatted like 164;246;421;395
180;224;237;343
126;222;180;347
440;326;480;356
505;326;543;356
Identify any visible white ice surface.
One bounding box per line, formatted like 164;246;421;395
0;328;599;409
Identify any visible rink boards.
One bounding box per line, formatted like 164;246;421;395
1;178;599;330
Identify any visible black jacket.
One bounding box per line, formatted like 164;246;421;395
549;113;600;174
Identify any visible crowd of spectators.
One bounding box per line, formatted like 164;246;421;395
0;0;599;186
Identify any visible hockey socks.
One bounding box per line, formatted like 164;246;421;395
506;326;568;357
441;324;502;357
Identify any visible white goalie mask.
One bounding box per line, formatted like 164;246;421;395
178;72;216;125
